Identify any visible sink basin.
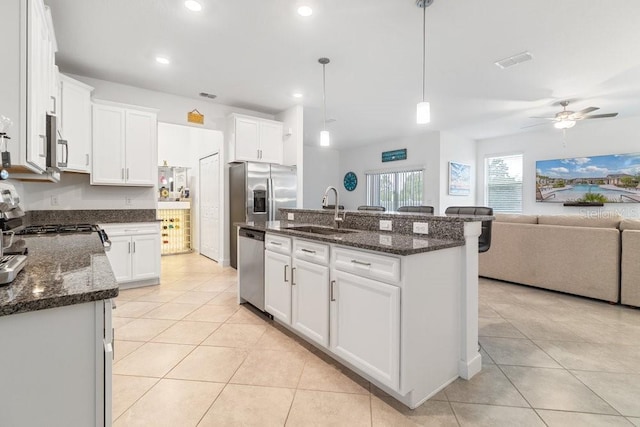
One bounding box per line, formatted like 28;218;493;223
286;225;357;235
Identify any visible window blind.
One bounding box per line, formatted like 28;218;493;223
485;154;523;213
366;169;424;212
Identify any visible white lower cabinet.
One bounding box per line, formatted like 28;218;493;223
330;269;400;390
292;258;330;347
265;249;292;323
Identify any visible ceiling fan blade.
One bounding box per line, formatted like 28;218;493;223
573;106;599;116
581;113;619;119
521;122;550;129
528;116;557;120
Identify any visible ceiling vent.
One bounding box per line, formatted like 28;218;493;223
494;51;533;69
199;92;217;99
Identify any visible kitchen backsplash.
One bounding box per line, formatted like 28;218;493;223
26;209;157;225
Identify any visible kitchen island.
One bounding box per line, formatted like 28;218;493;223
0;232;118;426
237;209;491;409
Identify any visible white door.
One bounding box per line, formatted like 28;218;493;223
234;117;259;161
265;250;291;324
330;270;400;390
105;236;132;282
292;258;330;347
199;153;220;261
258;121;283;164
131;234;160;281
125;110;156;185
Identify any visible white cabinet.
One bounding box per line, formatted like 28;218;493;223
58;74;93;172
265;249;292;323
99;223;161;288
330;269;400;390
227;114;283;164
292;257;330;347
92;101;157;186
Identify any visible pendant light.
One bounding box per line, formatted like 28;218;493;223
319;57;331;146
417;0;433;124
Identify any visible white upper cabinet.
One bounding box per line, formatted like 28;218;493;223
227;114;283;164
58;74;93;173
91;100;157;186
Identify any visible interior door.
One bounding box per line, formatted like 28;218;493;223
199;153;220;261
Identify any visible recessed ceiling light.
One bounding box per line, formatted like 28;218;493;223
297;6;313;17
184;0;202;12
292;93;303;98
155;56;170;65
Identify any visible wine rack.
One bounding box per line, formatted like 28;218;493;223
159;205;192;255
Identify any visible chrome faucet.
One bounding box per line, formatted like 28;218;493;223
322;186;344;228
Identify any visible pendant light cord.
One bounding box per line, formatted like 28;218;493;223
322;63;327;131
422;3;426;102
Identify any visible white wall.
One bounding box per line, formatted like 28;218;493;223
439;132;477;213
476;116;640;218
337;133;441;211
303;146;341;209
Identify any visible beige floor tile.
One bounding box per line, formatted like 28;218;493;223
114;301;163;318
114;340;145;363
431;389;449;401
537;410;634;426
184;304;238;322
231;349;306;388
370;395;421;427
479;337;561;368
115;318;176;341
286;390;371;427
508;318;583;341
478;303;502;318
199;384;295;427
201;323;268;348
133;289;185;303
572;371;640;417
501;366;617;414
535;340;640;374
479;318;526;338
117;287;156;301
112;375;158;420
171;291;218;305
488;303;548;321
443;364;529;407
628;417;640;426
114;378;224;427
150;321;222;345
480;348;495;365
255;326;310;354
225;305;270;324
113;317;136;329
207;291;239;306
563;321;640;346
160;280;205;291
141;302;201;320
194;280;236;293
113;342;195;377
450;402;545;427
298;353;369;394
371;393;458;427
167;346;248;382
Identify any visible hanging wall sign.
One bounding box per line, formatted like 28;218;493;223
187;109;204;125
382;148;407;162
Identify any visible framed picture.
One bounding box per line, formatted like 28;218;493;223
449;161;471;196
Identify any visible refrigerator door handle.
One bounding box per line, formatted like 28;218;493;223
267;178;274;222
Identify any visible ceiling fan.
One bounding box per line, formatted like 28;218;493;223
526;100;618;129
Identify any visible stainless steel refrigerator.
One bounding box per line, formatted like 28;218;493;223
229;162;297;269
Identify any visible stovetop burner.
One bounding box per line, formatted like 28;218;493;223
19;224;98;235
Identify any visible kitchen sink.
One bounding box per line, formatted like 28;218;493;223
286;225;357;235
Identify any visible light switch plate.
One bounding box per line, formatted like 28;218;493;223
287;213;295;220
413;222;429;234
379;220;392;231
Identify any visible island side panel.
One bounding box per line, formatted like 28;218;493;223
460;221;482;379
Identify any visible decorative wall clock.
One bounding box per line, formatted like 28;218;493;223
343;171;357;191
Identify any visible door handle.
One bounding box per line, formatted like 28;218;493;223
351;259;372;267
128;242;131;253
86;153;89;166
330;280;336;301
126;168;130;180
284;264;288;282
50;95;57;115
39;135;47;157
57;139;68;167
301;248;316;254
132;241;136;253
291;267;296;286
121;168;125;180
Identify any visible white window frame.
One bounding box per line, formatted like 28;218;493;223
365;167;425;212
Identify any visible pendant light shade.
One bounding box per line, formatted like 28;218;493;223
417;0;433;125
319;57;331;146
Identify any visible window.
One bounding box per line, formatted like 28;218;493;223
366;169;424;212
485;154;523;213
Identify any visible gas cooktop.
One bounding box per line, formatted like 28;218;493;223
18;224;98;235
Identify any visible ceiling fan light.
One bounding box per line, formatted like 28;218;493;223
417;101;431;124
554;120;575;129
320;130;330;146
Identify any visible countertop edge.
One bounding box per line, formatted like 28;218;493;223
0;287;119;317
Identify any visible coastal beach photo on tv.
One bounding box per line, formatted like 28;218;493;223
448;161;471;196
536;152;640;203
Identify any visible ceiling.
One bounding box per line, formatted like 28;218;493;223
47;0;640;149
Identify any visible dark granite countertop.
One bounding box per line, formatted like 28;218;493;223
0;233;118;317
236;221;464;256
284;208;494;222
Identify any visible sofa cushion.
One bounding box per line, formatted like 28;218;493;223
494;214;538;224
538;214;622;229
620;219;640;231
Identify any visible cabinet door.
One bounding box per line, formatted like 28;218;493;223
330;270;400;390
234;117;260;161
258;121;283;164
125;110;156;185
105;236;132;282
59;77;92;172
131;234;160;281
292;258;330;347
265;250;291;324
92;104;125;185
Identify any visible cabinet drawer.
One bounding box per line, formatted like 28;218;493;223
99;222;159;237
265;233;291;255
332;247;400;284
293;239;329;265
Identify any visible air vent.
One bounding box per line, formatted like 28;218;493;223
494;51;533;69
199;92;217;99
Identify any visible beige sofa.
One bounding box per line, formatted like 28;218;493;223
621;219;640;307
479;214;622;303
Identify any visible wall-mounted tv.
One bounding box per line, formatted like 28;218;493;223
536;153;640;204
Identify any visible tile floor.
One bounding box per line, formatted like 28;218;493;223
112;253;640;426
